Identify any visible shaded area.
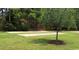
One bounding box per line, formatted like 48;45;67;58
31;38;65;45
48;40;65;45
31;38;48;45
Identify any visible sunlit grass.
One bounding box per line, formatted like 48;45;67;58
0;31;79;50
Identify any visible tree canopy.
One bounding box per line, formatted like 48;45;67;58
0;8;79;31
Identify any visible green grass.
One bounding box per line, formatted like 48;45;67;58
0;31;79;50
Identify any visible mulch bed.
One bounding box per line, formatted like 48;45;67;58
48;40;65;45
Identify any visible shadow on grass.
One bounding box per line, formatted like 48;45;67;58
31;38;65;45
31;38;49;45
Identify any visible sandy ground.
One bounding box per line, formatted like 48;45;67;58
7;31;64;36
7;31;79;37
18;33;64;37
7;31;50;33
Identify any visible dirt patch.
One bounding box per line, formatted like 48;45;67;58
48;40;65;45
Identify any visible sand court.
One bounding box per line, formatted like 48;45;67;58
18;32;64;37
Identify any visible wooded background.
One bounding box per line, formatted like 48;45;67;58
0;8;79;31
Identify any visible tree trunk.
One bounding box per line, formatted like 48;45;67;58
9;9;11;23
1;9;5;30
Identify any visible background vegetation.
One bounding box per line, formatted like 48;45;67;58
0;8;79;31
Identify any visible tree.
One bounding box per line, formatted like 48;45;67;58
0;8;8;31
27;8;42;30
62;9;77;30
42;8;77;44
75;8;79;30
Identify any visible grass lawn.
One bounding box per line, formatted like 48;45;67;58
0;31;79;50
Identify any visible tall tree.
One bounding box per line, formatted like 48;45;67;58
42;8;77;41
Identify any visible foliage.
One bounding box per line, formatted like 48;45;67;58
0;8;79;31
